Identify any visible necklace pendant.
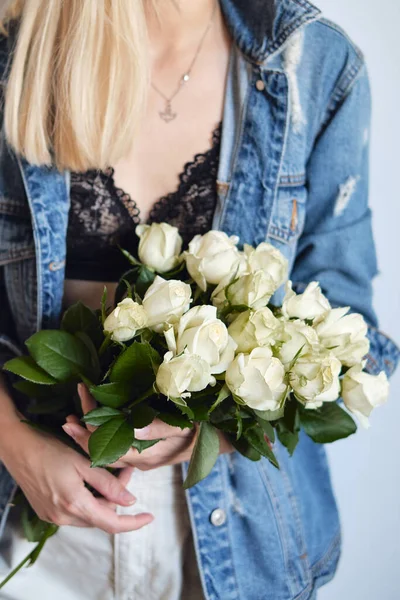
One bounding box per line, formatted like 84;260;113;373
159;100;177;123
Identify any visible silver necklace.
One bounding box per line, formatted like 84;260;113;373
151;1;218;123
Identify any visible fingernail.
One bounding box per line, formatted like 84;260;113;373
121;489;136;505
135;426;150;440
62;424;75;438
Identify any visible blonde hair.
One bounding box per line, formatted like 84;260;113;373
0;0;150;172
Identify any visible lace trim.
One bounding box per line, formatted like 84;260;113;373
66;121;222;280
102;166;141;222
103;121;222;228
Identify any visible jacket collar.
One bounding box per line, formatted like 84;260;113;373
220;0;321;64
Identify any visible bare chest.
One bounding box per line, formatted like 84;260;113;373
111;46;230;221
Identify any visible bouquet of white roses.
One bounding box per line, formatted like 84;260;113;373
0;222;390;588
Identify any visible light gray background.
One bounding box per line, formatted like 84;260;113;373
0;0;398;598
315;1;400;599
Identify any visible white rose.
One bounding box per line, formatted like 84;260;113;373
103;298;147;342
314;307;370;366
165;305;236;374
135;223;182;273
225;347;286;411
213;270;277;310
142;276;192;332
276;319;320;366
228;307;280;353
156;350;215;399
341;364;389;428
244;242;288;290
289;353;341;409
282;281;331;321
184;231;240;291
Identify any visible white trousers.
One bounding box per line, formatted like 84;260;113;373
0;465;205;600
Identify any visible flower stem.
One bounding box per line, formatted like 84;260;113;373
99;334;112;357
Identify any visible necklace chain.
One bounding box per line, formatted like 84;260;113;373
151;1;218;122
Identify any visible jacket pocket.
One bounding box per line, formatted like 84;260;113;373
0;196;35;266
268;174;307;244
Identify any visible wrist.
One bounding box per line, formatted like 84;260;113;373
0;416;33;464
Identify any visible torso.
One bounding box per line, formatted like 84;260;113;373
63;6;231;310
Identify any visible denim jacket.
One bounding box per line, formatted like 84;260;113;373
0;1;399;598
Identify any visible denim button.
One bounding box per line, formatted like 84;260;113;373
210;508;226;527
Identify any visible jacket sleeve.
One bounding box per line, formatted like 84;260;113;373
291;60;399;378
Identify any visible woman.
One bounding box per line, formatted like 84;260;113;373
0;0;398;599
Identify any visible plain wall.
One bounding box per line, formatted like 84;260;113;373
315;1;400;599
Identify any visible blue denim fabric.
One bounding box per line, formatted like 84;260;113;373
0;1;399;598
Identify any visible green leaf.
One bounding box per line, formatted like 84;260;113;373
75;331;101;382
276;423;299;456
0;523;58;590
229;435;262;461
130;404;158;429
183;423;220;489
109;342;160;396
135;266;156;298
236;406;243;440
4;356;57;385
61;302;102;342
244;426;279;469
120;278;133;299
158;411;193;429
13;380;54;398
28;523;58;565
208;384;231;414
131;438;161;453
287;344;306;372
283;396;300;432
298;402;357;443
187;394;214;421
255;416;276;444
89;416;135;468
25;330;92;382
89;381;132;408
82;407;123;427
114;268;140;306
214;418;239;435
172;397;194;420
27;395;69;415
21;502;50;543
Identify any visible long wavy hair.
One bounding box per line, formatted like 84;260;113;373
0;0;149;172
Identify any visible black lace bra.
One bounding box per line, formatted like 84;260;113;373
65;122;222;282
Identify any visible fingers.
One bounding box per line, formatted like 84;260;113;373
62;422;90;454
117;466;135;487
79;461;137;507
83;492;154;534
78;383;97;432
135;419;194;442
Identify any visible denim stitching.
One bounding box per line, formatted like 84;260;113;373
257;458;295;597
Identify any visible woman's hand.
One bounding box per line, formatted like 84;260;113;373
1;419;154;533
63;384;234;470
